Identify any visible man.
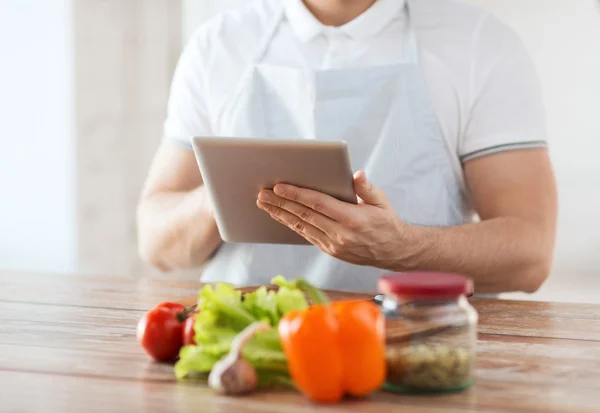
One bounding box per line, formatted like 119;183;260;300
137;0;557;293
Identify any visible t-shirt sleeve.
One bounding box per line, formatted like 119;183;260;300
162;31;212;150
459;15;548;162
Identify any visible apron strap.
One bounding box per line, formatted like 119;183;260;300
402;0;419;64
253;5;285;63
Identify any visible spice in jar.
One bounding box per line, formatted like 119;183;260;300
378;272;478;393
386;343;473;391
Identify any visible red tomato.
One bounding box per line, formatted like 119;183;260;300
152;301;185;312
137;302;186;362
182;315;196;345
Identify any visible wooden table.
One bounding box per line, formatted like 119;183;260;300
1;272;600;412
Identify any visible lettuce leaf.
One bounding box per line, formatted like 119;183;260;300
275;285;309;315
272;274;329;305
175;276;321;381
175;344;222;379
197;283;255;330
242;286;280;325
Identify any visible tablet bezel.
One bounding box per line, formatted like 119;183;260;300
191;137;357;245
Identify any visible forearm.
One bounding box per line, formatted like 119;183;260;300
390;217;554;294
137;186;222;271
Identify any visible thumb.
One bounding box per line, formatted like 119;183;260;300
353;171;386;207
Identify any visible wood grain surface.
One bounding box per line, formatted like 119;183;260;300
1;271;600;413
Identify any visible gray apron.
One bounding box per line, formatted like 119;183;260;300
201;2;473;292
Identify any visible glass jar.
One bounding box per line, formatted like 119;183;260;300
377;272;478;393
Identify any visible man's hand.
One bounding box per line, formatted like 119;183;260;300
257;148;557;294
256;171;413;268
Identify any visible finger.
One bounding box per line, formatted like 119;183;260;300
258;191;338;235
269;211;324;247
353;170;387;207
271;184;350;222
257;201;329;242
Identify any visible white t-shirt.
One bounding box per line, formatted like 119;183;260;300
163;0;547;168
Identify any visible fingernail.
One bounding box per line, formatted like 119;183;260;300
257;201;270;211
258;191;270;202
274;185;285;195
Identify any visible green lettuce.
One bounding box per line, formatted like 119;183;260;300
174;276;317;381
242;286;280;325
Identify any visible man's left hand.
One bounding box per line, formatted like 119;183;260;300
256;170;413;268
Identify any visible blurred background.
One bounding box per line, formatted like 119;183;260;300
0;0;598;302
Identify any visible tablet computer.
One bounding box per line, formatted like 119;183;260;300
192;137;357;244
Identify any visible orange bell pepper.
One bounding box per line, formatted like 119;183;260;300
278;295;386;403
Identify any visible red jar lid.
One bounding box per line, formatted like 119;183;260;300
378;272;473;299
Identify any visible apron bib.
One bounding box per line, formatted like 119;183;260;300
201;2;472;291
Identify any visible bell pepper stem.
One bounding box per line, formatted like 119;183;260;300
296;280;330;305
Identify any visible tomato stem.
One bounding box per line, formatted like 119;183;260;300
176;304;198;323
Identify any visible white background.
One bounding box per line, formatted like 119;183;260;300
0;0;178;276
0;0;77;272
0;0;598;290
183;0;600;276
